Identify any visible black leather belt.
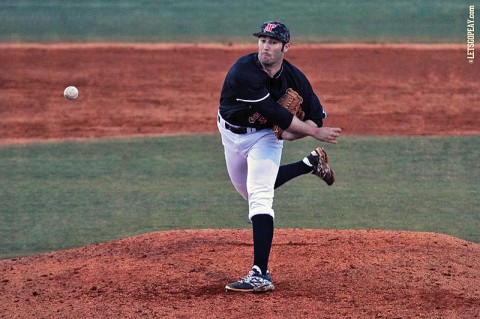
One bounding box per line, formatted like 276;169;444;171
218;115;257;134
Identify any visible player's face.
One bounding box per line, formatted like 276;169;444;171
257;36;289;67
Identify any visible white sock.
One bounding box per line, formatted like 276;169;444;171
303;157;312;167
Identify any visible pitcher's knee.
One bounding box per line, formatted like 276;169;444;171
249;209;275;221
232;183;248;200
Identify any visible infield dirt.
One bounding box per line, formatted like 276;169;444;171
0;44;479;318
0;43;478;144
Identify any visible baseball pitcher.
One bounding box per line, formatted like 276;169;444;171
218;21;341;292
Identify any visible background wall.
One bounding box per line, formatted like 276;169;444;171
0;0;475;43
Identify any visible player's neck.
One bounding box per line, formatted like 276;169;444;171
260;59;283;78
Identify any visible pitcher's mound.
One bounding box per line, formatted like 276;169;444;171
1;229;479;318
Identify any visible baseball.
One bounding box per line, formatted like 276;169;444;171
64;86;79;100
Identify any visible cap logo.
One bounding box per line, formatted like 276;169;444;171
263;23;277;32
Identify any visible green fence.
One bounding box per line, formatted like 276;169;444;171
0;0;475;43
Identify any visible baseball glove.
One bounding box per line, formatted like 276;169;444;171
273;88;305;139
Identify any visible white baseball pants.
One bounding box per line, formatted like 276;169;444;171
218;115;284;220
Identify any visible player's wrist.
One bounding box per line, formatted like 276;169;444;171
307;125;320;137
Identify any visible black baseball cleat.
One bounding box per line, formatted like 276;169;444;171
225;265;275;293
308;147;335;186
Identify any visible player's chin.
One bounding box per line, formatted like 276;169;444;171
259;54;273;65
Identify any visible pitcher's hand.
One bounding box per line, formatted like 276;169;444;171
312;127;342;144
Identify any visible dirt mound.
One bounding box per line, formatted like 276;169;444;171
0;43;479;145
1;229;479;318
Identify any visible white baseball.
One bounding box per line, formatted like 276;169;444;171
64;86;79;100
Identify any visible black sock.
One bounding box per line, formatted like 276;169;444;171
274;160;312;189
251;214;274;275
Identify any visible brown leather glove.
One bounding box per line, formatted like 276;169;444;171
273;88;305;139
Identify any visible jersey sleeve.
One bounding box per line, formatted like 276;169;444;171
302;87;326;127
230;63;270;103
295;71;327;127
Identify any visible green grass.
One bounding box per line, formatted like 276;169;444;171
1;134;478;259
0;0;473;43
276;136;479;239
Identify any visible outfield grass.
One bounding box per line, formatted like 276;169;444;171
0;134;478;258
0;0;472;43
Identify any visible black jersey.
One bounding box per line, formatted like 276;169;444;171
219;53;326;130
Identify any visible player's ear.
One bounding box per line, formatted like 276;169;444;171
282;42;291;53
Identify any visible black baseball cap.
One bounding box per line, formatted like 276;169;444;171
253;21;290;43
